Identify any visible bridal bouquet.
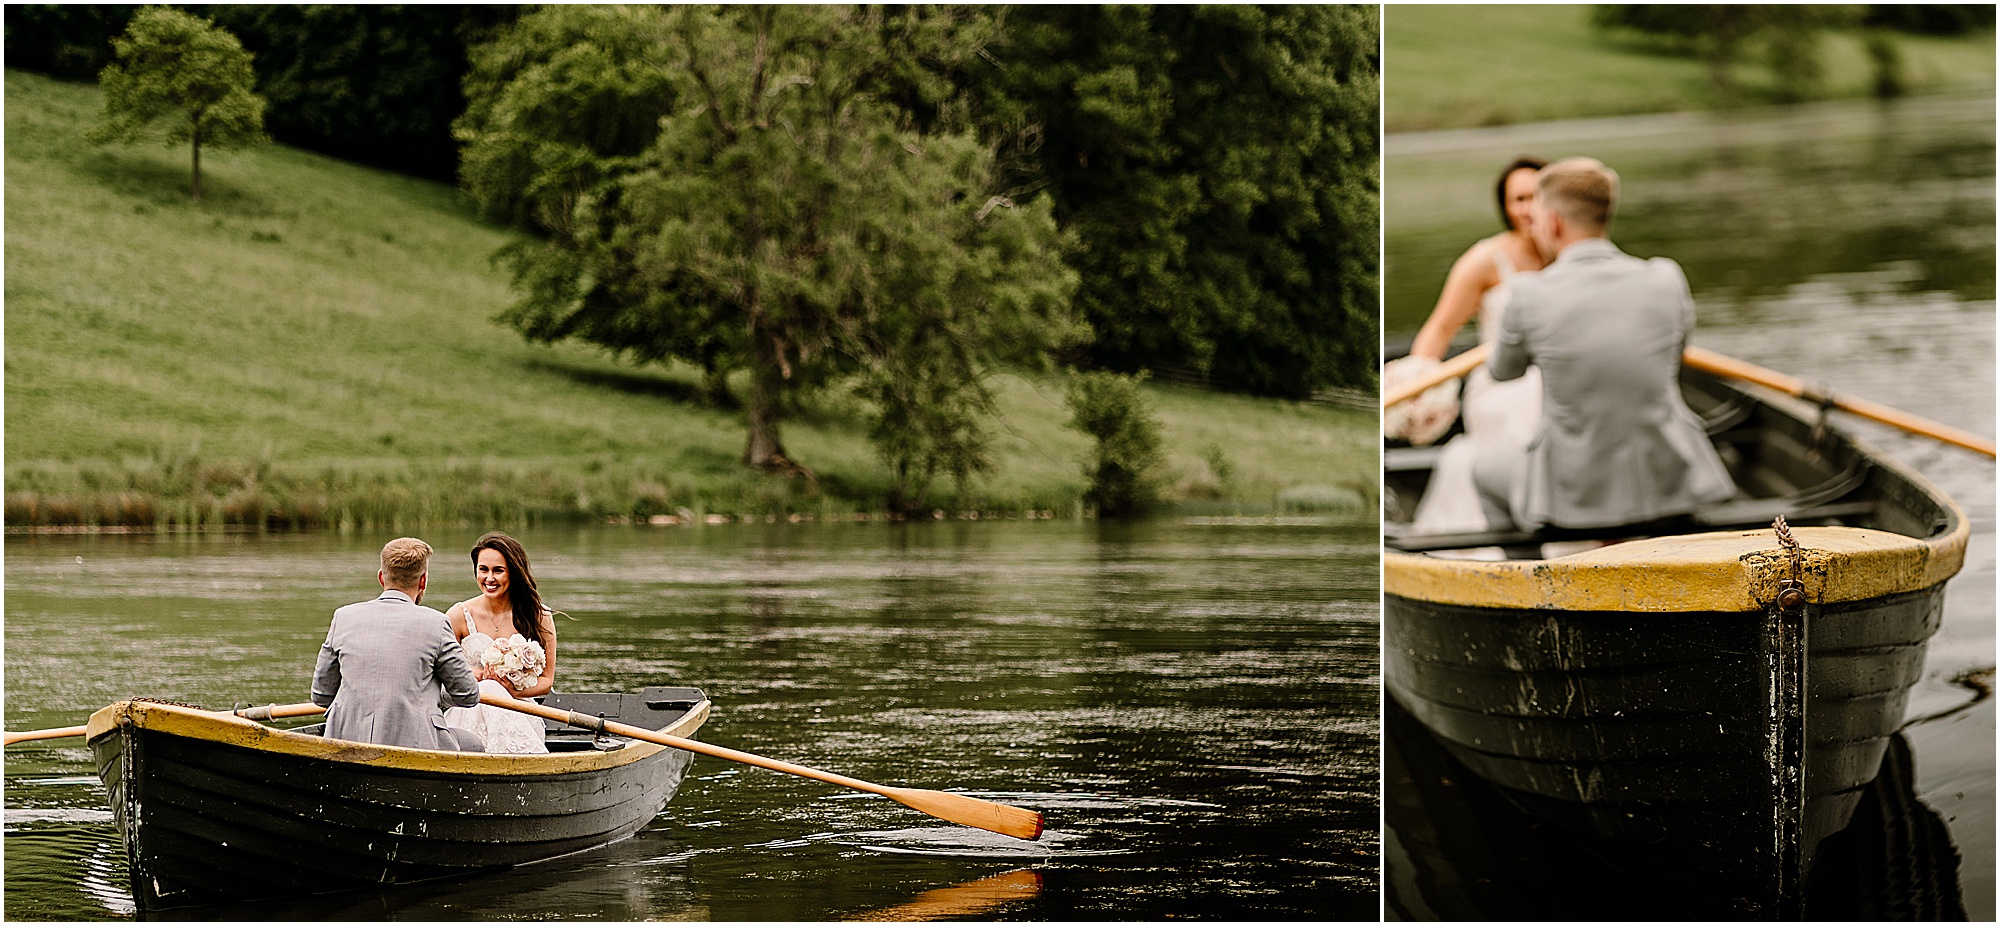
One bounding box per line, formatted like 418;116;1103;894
1382;355;1460;446
482;633;546;690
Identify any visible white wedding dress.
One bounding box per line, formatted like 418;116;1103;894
443;631;549;754
1410;249;1543;536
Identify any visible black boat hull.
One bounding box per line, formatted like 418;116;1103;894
1386;584;1945;915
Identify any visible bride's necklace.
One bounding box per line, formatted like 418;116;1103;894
474;602;514;639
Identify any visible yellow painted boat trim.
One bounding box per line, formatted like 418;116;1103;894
85;698;712;775
1385;522;1967;613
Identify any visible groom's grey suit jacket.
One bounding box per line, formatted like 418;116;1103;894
311;589;482;750
1487;238;1734;529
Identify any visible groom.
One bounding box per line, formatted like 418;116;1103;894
311;537;485;751
1473;157;1733;532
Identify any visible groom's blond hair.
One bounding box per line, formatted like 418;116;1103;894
380;537;432;588
1539;157;1618;232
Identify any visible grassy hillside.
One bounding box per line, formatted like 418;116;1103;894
4;70;1375;529
1386;6;1995;132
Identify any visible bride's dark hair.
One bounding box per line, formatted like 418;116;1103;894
1495;155;1550;230
471;531;549;645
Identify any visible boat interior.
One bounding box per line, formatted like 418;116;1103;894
1386;365;1958;559
288;686;708;753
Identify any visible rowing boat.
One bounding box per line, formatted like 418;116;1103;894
1384;362;1967;917
86;687;710;911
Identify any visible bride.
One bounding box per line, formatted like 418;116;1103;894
1395;155;1549;536
443;531;559;754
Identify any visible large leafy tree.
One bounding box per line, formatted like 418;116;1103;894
88;6;268;202
968;5;1380;397
458;6;1079;503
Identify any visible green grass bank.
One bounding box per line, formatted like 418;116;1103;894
5;70;1374;531
1386;5;1995;133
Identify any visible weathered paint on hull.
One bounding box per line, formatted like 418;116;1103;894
89;695;708;911
1385;584;1946;917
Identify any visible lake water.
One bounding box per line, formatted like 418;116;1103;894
1384;93;1995;919
3;518;1380;920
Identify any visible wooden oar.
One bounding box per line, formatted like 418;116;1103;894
3;725;89;746
483;694;1045;841
1684;346;1996;458
1383;343;1491;408
3;702;325;746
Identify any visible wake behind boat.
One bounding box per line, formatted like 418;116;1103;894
1384;356;1967;917
87;687;710;911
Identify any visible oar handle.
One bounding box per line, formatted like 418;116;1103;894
1683;346;1996;458
1383;343;1491;408
3;725;87;746
4;702;324;747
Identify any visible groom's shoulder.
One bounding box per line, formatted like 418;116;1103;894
1638;254;1692;290
1583;249;1687;286
333;595;447;625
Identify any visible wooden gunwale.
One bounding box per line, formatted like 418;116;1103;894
86;697;711;773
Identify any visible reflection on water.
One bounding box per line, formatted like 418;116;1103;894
838;822;1120;859
1385;93;1995;920
848;869;1043;922
4;518;1379;920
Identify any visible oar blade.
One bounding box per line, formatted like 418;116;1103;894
885;787;1044;841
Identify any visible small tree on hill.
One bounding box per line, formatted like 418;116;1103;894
88;7;268;202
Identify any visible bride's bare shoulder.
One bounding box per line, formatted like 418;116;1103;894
1466;232;1511;258
1445;234;1508;281
446;600;472;637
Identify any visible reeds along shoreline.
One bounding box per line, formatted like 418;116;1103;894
3;457;1373;532
0;459;1039;531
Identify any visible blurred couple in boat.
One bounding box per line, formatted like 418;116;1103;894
310;532;559;754
1388;156;1732;544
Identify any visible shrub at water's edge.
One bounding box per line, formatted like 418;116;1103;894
5;70;1375;529
1066;371;1167;518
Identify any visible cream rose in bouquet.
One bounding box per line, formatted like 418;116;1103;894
481;633;547;690
1382;354;1460;447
